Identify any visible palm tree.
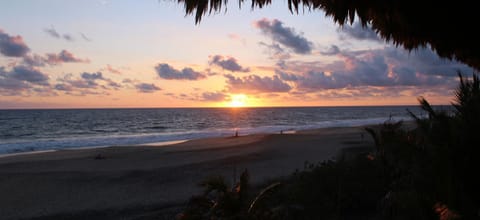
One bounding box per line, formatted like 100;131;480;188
175;0;480;70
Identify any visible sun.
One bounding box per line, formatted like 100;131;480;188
228;94;247;107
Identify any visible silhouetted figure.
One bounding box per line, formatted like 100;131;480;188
234;130;238;137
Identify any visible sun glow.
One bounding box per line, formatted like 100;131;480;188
228;94;247;107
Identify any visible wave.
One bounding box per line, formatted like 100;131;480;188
144;126;169;130
0;116;411;155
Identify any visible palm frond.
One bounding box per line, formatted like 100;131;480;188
247;182;282;214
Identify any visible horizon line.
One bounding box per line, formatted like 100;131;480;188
0;104;450;111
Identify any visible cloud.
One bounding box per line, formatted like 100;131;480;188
44;27;61;38
62;34;74;41
9;66;49;85
203;68;220;76
0;66;50;96
155;63;206;80
225;74;291;93
108;81;122;89
338;23;382;42
102;64;122;74
383;46;471;77
320;45;341;56
275;70;300;81
44;27;75;41
0;68;31;92
66;79;98;89
202;91;227;101
227;33;246;45
54;83;72;91
0;65;123;97
23;50;89;67
122;78;136;84
45;50;89;64
164;90;228;102
208;55;250;72
259;42;293;70
135;83;161;93
22;54;47;67
80;33;92;42
275;46;471;94
55;71;122;95
253;18;313;54
0;29;30;57
81;72;104;80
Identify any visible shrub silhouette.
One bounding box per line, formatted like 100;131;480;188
178;72;479;219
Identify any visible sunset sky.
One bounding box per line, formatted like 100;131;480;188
0;0;473;109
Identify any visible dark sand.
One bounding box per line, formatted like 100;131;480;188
0;126;373;220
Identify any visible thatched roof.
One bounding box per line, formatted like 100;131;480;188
177;0;480;70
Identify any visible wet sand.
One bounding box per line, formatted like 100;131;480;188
0;126;373;220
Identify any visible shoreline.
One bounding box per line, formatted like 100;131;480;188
0;140;190;159
0;117;413;158
0;125;380;219
0;116;413;156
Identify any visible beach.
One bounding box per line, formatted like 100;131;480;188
0;126;373;220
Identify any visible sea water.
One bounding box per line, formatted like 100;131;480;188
0;106;429;154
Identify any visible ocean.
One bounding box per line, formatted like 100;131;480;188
0;106;426;155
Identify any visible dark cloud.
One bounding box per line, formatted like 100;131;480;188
155;63;206;80
338;23;382;42
253;18;313;54
204;68;219;76
80;33;92;42
320;45;340;56
62;34;74;41
22;54;47;67
135;83;161;93
392;66;418;86
45;50;89;65
23;50;90;67
54;83;72;91
55;72;122;94
202;91;227;101
0;66;49;96
275;46;471;93
0;29;30;57
81;72;104;80
259;42;291;61
225;74;291;93
275;70;300;81
164;91;228;102
9;66;49;85
108;81;122;89
0;68;31;92
44;27;75;41
209;55;250;72
294;71;349;90
383;46;471;77
67;79;98;89
44;27;61;38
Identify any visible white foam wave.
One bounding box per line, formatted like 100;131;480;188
0;116;412;155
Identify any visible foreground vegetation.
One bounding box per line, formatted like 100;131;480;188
177;73;480;220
